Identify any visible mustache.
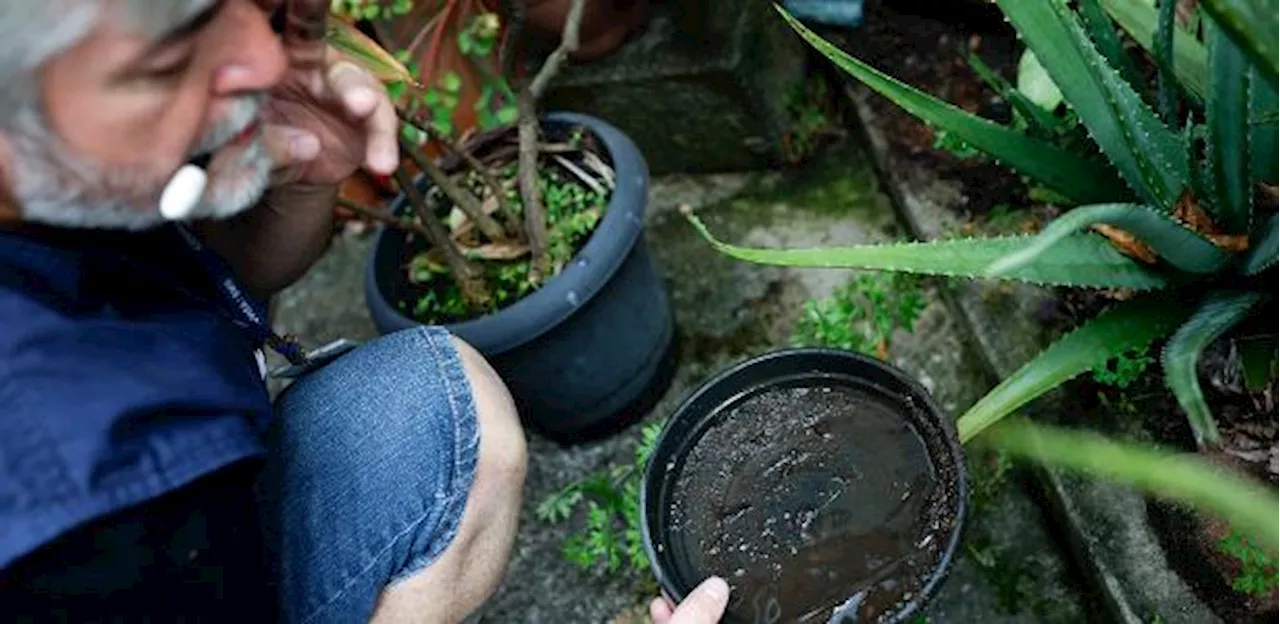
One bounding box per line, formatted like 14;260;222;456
190;93;266;157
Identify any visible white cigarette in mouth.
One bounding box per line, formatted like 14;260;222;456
159;153;212;221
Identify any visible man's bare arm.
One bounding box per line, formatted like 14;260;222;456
195;182;338;301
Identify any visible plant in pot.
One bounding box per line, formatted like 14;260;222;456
683;0;1277;611
330;0;675;444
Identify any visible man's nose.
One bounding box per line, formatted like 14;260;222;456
211;0;288;96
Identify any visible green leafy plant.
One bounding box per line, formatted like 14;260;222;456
684;0;1277;552
792;272;926;359
536;422;664;578
1218;529;1280;596
1092;346;1154;389
330;0;612;323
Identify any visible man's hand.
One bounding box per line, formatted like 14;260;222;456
649;577;730;624
257;0;399;188
197;0;400;299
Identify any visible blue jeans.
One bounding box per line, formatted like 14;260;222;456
2;326;479;624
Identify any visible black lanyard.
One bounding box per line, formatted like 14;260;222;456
172;224;309;366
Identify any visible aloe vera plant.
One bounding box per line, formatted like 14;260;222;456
689;1;1278;453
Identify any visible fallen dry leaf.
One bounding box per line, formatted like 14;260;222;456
462;242;529;261
1092;224;1159;263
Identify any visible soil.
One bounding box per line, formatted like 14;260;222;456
665;382;957;623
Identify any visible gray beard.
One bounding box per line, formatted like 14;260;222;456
7;95;272;231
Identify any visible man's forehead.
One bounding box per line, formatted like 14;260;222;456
108;0;215;39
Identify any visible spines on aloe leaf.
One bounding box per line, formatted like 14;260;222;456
986;203;1233;277
1101;0;1208;104
1206;18;1253;234
956;295;1191;442
684;210;1172;290
1078;0;1146;94
1155;0;1180;123
1162;290;1264;448
997;0;1189;211
1201;0;1280;86
1241;212;1278;274
775;5;1127;206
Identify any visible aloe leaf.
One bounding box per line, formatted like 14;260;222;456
968;51;1062;136
1101;0;1208;104
997;0;1189;210
776;6;1127;205
1201;0;1280;85
1206;19;1254;234
1016;50;1065;113
983;419;1280;555
685;211;1172;290
1241;212;1278;274
1078;0;1146;93
1155;0;1180;122
987;203;1233;277
957;296;1190;442
1249;67;1279;183
1163;291;1264;447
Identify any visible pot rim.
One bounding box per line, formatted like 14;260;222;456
365;112;649;354
640;347;968;623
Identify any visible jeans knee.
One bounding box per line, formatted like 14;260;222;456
450;336;526;505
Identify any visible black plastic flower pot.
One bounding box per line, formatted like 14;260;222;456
641;348;967;623
364;112;675;444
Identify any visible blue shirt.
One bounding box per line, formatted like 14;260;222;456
0;224;273;570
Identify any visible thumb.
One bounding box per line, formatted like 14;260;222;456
667;577;730;624
262;124;320;183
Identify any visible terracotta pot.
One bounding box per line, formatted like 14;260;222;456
483;0;650;61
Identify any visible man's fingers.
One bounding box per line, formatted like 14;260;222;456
665;578;730;624
261;124;320;184
283;0;329;96
326;60;398;174
649;596;674;624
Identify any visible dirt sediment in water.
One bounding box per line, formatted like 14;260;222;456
668;383;954;622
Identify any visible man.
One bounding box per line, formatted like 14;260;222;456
0;1;728;622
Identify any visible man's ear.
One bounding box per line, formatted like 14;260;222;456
0;133;22;223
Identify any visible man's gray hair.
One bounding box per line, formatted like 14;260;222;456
0;1;101;121
0;0;213;125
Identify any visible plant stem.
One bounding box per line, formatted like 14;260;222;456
392;168;491;308
516;84;549;281
513;0;586;280
529;0;586;99
410;115;524;238
336;196;432;239
397;133;509;243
